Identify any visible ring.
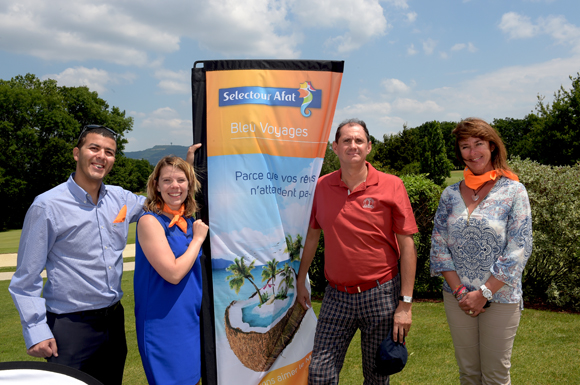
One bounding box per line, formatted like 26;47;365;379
468;310;474;315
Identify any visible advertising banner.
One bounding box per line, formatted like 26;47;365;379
192;60;343;385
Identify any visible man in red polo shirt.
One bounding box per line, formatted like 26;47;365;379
296;118;418;384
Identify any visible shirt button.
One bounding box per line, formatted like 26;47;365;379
109;266;112;270
83;200;87;203
101;226;104;229
110;286;113;290
104;246;108;250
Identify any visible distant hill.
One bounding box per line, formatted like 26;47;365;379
124;145;189;166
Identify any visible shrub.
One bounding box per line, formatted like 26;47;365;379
510;157;580;311
400;174;444;297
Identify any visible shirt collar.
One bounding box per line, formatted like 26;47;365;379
329;162;379;190
67;173;108;205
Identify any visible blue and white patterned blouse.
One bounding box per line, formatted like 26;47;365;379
430;177;533;306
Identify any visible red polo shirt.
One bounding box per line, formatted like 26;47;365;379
309;163;418;286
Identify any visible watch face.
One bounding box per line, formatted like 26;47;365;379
481;285;492;300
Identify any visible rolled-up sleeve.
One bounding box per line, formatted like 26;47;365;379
430;189;456;276
490;184;533;287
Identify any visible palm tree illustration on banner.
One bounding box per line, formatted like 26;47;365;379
277;263;295;299
284;234;304;274
226;256;265;305
261;258;279;297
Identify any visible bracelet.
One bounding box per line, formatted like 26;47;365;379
452;284;468;301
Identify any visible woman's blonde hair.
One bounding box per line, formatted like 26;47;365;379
453;117;515;176
144;156;201;217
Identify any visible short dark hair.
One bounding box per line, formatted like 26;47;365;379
334;118;370;143
76;125;118;149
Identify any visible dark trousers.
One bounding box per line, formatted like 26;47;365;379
46;302;127;385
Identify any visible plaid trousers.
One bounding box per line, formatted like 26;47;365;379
308;274;401;385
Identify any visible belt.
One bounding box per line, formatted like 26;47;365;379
76;301;121;317
328;269;398;294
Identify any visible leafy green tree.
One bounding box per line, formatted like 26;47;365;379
417;121;453;185
320;142;340;176
492;117;534;159
439;121;461;169
225;256;264;304
527;73;580;165
105;157;153;193
0;73;135;229
373;125;419;172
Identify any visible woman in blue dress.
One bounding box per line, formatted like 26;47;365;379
134;155;208;385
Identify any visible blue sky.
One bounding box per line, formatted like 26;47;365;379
1;0;579;151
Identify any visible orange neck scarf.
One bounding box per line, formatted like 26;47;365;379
463;168;519;190
162;203;188;233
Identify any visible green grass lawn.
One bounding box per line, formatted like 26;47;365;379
2;274;579;384
445;170;464;186
0;223;137;255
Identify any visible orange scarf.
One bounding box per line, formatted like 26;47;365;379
463;168;519;190
162;203;188;233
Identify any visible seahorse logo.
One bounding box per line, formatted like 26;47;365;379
298;81;316;117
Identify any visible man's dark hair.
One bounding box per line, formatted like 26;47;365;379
334;118;370;143
76;125;118;149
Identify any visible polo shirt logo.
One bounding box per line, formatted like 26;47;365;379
362;197;375;209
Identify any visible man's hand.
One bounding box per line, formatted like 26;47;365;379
393;302;412;343
27;338;58;358
186;143;202;164
296;279;312;311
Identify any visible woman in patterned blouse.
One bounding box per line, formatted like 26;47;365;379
430;118;533;385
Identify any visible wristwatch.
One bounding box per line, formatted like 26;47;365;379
480;284;493;301
399;296;413;303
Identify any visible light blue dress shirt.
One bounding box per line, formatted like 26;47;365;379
9;174;145;348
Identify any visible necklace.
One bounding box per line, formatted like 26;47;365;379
471;181;489;201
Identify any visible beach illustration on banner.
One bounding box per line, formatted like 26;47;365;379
208;153;320;374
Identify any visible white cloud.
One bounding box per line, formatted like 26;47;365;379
392;98;443;113
382;78;410;94
154;69;189;94
451;43;466;51
422;38;437;55
407;43;418;55
406;11;417;23
440;52;448;59
41;67;136;94
539;15;580;53
499;12;541;39
0;0;179;65
499;12;580;53
381;0;410;9
450;42;477;53
294;0;389;53
335;56;580;139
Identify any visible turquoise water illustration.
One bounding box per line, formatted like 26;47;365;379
241;293;295;327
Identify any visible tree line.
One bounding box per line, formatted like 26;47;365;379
0;74;152;230
2;72;579;309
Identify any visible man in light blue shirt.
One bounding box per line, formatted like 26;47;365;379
9;125;197;384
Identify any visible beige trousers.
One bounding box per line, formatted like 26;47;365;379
443;291;521;385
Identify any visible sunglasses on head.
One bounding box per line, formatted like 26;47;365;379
76;125;118;146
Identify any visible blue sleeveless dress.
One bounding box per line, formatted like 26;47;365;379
134;212;203;385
